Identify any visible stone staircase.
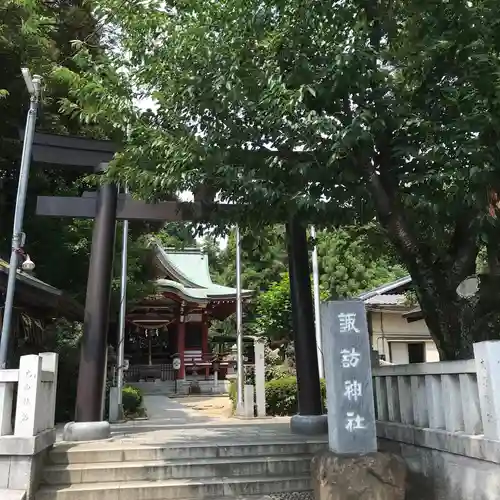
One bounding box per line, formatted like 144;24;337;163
36;439;326;500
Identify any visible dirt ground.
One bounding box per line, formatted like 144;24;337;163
172;395;233;418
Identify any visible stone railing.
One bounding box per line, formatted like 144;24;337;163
373;355;483;435
373;341;500;500
0;353;58;498
0;353;58;437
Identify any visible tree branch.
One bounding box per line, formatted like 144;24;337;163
366;166;420;258
448;214;478;278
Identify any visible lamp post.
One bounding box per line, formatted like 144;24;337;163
0;69;41;369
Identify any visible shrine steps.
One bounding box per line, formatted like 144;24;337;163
36;439;325;500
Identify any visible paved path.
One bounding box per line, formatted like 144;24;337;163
142;394;207;422
56;395;301;445
53;419;325;451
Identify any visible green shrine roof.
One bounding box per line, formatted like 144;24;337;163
154;245;252;304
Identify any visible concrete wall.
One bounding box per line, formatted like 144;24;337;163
372;343;500;499
0;430;55;499
370;311;439;363
378;423;500;500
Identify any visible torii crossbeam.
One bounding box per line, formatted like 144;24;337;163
36;191;234;221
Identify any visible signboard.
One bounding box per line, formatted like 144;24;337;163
172;357;181;371
321;300;377;455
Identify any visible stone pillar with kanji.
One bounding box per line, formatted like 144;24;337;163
312;300;407;500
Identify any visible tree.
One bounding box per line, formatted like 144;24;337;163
0;0;100;301
317;227;406;299
54;0;500;359
253;273;292;343
214;226;288;293
0;0;158;313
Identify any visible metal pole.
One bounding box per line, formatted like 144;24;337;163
0;73;41;369
310;226;324;379
235;225;244;415
116;184;129;420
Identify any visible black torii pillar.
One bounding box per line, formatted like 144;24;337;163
287;215;326;434
76;182;118;422
30;133;119;435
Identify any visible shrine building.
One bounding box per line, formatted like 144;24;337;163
123;245;252;389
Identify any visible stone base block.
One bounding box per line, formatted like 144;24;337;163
0;489;26;500
290;414;328;435
311;450;407;500
63;421;110;442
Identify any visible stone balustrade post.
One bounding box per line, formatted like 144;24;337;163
40;353;58;431
0;376;14;436
473;341;500;440
213;368;218;394
14;355;43;437
243;385;255;418
254;339;266;417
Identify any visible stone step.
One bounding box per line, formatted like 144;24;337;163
36;475;312;500
43;455;312;485
48;441;326;465
0;490;26;500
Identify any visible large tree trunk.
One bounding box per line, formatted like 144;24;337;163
417;275;500;360
365;151;500;360
402;254;500;360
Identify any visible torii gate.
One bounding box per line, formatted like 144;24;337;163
31;132;325;435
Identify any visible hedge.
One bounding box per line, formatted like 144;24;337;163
229;376;326;416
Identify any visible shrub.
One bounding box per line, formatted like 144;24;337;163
229;379;237;412
266;376;326;416
229;376;326;416
122;385;143;414
265;377;298;415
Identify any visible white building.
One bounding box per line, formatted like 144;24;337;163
359;277;439;364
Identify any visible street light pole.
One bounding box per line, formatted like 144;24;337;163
0;69;41;369
310;226;324;379
235;225;244;415
116;184;129;420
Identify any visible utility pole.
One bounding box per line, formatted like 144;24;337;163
310;226;324;379
235;225;244;415
116;184;129;420
0;69;41;368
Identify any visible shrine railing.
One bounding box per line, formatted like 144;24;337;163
373;341;500;443
124;363;175;382
373;358;482;434
0;353;58;437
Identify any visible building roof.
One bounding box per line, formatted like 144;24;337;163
363;294;407;306
357;275;412;301
154;245;252;304
359;275;425;320
403;306;424;322
0;258;84;321
0;258;61;295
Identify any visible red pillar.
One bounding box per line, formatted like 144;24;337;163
202;318;209;378
178;320;185;379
